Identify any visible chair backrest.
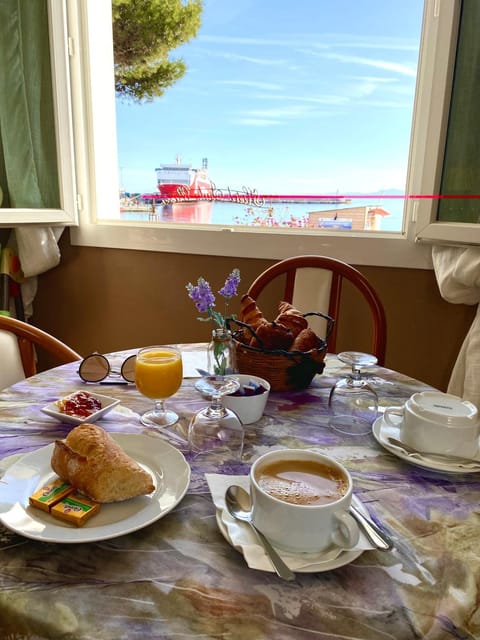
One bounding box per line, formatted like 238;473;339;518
0;315;81;389
247;255;387;365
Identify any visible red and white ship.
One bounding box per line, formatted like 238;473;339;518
155;156;213;200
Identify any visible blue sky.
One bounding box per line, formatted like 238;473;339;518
116;0;423;196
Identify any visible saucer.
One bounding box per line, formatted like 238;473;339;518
215;493;373;574
372;416;480;474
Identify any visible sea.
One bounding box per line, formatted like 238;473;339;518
119;198;405;233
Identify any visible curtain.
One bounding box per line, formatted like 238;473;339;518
0;0;62;314
0;0;60;209
432;245;480;408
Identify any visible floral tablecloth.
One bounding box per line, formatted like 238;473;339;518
0;348;478;640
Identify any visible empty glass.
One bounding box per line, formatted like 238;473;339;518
189;374;244;458
328;351;378;436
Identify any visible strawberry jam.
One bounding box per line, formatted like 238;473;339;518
56;391;102;417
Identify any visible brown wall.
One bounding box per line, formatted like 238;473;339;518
32;230;475;392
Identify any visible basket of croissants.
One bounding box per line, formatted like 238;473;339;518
227;294;334;392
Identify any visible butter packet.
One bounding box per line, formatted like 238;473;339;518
51;493;100;527
29;478;74;513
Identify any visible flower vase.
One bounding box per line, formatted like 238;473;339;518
207;328;237;376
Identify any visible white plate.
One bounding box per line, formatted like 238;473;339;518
372;415;480;474
0;433;190;543
215;494;368;573
41;391;121;425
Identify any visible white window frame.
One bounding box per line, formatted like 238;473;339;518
0;0;77;226
409;0;480;246
62;0;478;266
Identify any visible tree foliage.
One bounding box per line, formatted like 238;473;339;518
112;0;202;102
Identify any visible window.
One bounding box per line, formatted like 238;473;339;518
0;0;77;226
62;2;480;262
410;0;480;245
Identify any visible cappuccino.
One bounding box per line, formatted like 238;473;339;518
255;459;348;506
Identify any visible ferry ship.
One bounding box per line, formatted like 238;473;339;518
156;157;213;200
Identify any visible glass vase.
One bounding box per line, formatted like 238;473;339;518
207;328;237;376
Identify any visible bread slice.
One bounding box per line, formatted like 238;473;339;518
51;424;155;503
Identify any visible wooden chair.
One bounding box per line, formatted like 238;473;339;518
0;315;81;389
247;255;387;365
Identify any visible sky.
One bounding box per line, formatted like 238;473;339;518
116;0;424;197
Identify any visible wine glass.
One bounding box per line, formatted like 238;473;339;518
189;374;244;459
328;351;378;436
135;345;183;428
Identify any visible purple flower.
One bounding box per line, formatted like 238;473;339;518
218;268;241;300
187;269;241;327
186;277;216;313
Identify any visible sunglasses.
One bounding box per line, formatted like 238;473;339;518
78;353;136;384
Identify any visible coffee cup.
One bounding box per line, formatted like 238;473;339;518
250;448;359;553
383;391;480;457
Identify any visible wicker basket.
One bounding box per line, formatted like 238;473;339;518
227;312;334;392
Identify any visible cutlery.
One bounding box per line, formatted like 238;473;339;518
349;504;394;551
386;436;480;469
225;485;296;581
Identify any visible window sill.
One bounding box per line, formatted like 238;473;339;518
70;220;434;269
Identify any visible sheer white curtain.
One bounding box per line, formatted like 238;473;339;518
432;245;480;408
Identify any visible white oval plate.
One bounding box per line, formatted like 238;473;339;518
0;434;190;543
372;415;480;474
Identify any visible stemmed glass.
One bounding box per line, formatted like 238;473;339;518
328;351;378;436
189;329;244;458
135;345;183;428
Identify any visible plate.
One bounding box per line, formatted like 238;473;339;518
0;433;191;543
41;391;121;425
372;415;480;474
215;494;368;573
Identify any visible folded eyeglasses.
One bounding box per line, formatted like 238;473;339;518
78;353;136;384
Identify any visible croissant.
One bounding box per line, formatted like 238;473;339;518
239;294;265;328
256;321;294;350
290;328;323;352
51;424;155;503
278;300;305;316
274;312;308;337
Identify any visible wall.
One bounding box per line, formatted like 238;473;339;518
32;230;475;392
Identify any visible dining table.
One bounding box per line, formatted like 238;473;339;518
0;345;479;640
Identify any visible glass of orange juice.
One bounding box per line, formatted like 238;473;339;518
135;345;183;428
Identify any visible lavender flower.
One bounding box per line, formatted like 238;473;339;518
219;268;241;300
186;277;216;313
186;269;241;328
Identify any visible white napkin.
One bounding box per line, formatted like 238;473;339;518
206;473;376;573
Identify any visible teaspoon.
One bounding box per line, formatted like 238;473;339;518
225;485;296;581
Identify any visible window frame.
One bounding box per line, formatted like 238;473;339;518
410;0;480;245
59;0;480;265
0;0;78;226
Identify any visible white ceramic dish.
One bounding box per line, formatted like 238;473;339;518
41;391;121;425
0;433;191;543
372;415;480;474
221;374;270;425
215;493;369;573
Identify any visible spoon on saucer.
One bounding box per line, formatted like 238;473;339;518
386;437;480;469
225;485;296;581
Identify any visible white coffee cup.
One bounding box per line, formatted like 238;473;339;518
250;448;359;553
384;391;480;457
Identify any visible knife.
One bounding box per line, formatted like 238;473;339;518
349;504;394;551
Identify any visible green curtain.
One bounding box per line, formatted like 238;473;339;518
0;0;60;209
438;0;480;223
